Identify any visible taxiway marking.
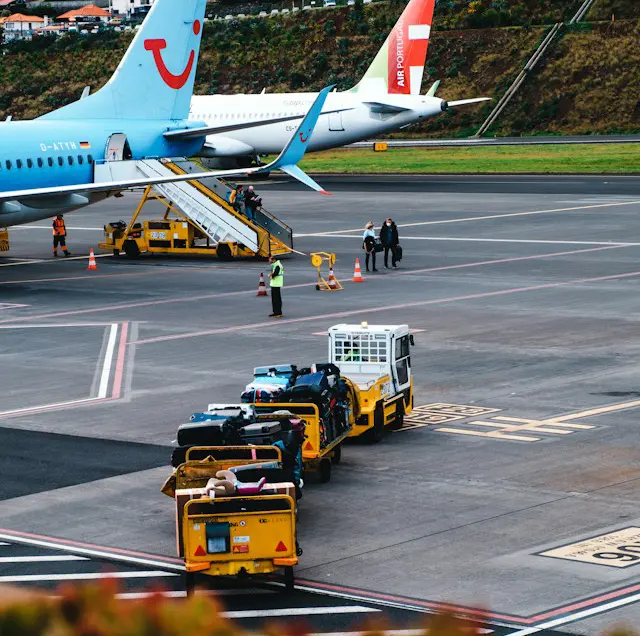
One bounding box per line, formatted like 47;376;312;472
321;235;640;247
133;264;640;345
0;322;129;418
0;555;88;563
0;571;176;583
298;200;640;237
98;323;118;398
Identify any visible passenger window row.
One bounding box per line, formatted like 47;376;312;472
1;154;94;171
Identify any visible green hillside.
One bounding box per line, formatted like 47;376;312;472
0;0;638;136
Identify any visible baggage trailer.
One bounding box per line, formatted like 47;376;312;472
253;402;350;484
182;493;298;592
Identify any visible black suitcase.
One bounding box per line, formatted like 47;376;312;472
177;420;230;447
394;245;403;261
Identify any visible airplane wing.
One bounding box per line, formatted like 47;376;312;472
363;101;411;114
164;107;354;140
0;86;334;206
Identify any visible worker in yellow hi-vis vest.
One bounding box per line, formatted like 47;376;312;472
268;255;284;318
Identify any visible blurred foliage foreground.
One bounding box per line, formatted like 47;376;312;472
0;581;639;636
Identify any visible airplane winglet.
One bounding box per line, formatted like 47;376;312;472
252;85;334;193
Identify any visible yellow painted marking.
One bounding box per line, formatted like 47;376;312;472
435;427;541;442
417;403;501;417
551;399;640;422
468;419;572;435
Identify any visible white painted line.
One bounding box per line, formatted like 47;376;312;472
0;571;177;583
0;253;113;268
297;200;640;237
116;591;187;600
315;630;493;636
223;606;381;619
507;592;640;635
115;588;276;600
0;533;185;573
0;555;88;563
98;323;118;398
0;397;99;417
11;226;105;231
0;323;118;329
315;235;639;247
0;542;10;546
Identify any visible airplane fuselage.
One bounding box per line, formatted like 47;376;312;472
190;91;445;157
0;119;204;225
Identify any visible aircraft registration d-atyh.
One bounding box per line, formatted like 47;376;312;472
189;0;490;167
0;0;330;229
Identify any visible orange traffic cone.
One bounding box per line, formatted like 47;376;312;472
352;258;363;283
257;271;268;296
87;248;97;271
328;267;339;290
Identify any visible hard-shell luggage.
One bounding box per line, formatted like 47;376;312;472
239;421;282;445
177;419;235;447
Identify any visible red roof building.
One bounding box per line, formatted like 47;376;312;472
57;4;111;22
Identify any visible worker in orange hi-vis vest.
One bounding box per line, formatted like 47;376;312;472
52;214;71;257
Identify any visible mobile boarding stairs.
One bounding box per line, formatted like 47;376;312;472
96;158;293;259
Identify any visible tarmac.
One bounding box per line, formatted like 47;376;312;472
1;174;640;634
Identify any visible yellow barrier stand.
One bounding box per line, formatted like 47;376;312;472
311;252;343;291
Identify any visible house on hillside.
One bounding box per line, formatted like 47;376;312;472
110;0;152;18
0;12;46;40
57;3;111;25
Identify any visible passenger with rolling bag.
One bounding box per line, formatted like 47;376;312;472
380;217;401;269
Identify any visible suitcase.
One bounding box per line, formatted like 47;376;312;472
239;421;282;445
171;445;192;467
394;245;403;261
177;420;232;447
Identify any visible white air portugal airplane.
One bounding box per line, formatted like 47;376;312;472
190;0;489;168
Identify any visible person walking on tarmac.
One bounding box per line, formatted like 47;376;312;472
268;255;284;318
380;217;399;268
362;221;377;272
52;214;71;257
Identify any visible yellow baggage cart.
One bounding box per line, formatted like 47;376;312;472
252;402;351;484
161;446;282;497
182;493;298;592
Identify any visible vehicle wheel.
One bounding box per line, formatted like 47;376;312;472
363;406;385;444
284;566;295;592
318;459;332;483
123;240;140;259
217;243;233;261
112;248;120;257
331;445;342;465
316;284;320;291
185;571;197;597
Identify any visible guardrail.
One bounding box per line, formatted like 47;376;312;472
474;0;598;138
474;22;563;137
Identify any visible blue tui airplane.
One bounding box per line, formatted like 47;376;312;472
0;0;329;228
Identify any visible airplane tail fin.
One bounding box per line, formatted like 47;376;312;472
349;0;435;96
41;0;206;121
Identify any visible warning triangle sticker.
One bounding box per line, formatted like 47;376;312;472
304;441;313;451
275;541;287;553
194;545;206;557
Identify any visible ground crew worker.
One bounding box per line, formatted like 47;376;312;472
52;214;71;257
268;255;283;318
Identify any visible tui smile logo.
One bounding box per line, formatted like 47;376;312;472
299;131;309;143
144;19;201;90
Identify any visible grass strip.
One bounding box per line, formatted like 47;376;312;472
298;143;640;174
